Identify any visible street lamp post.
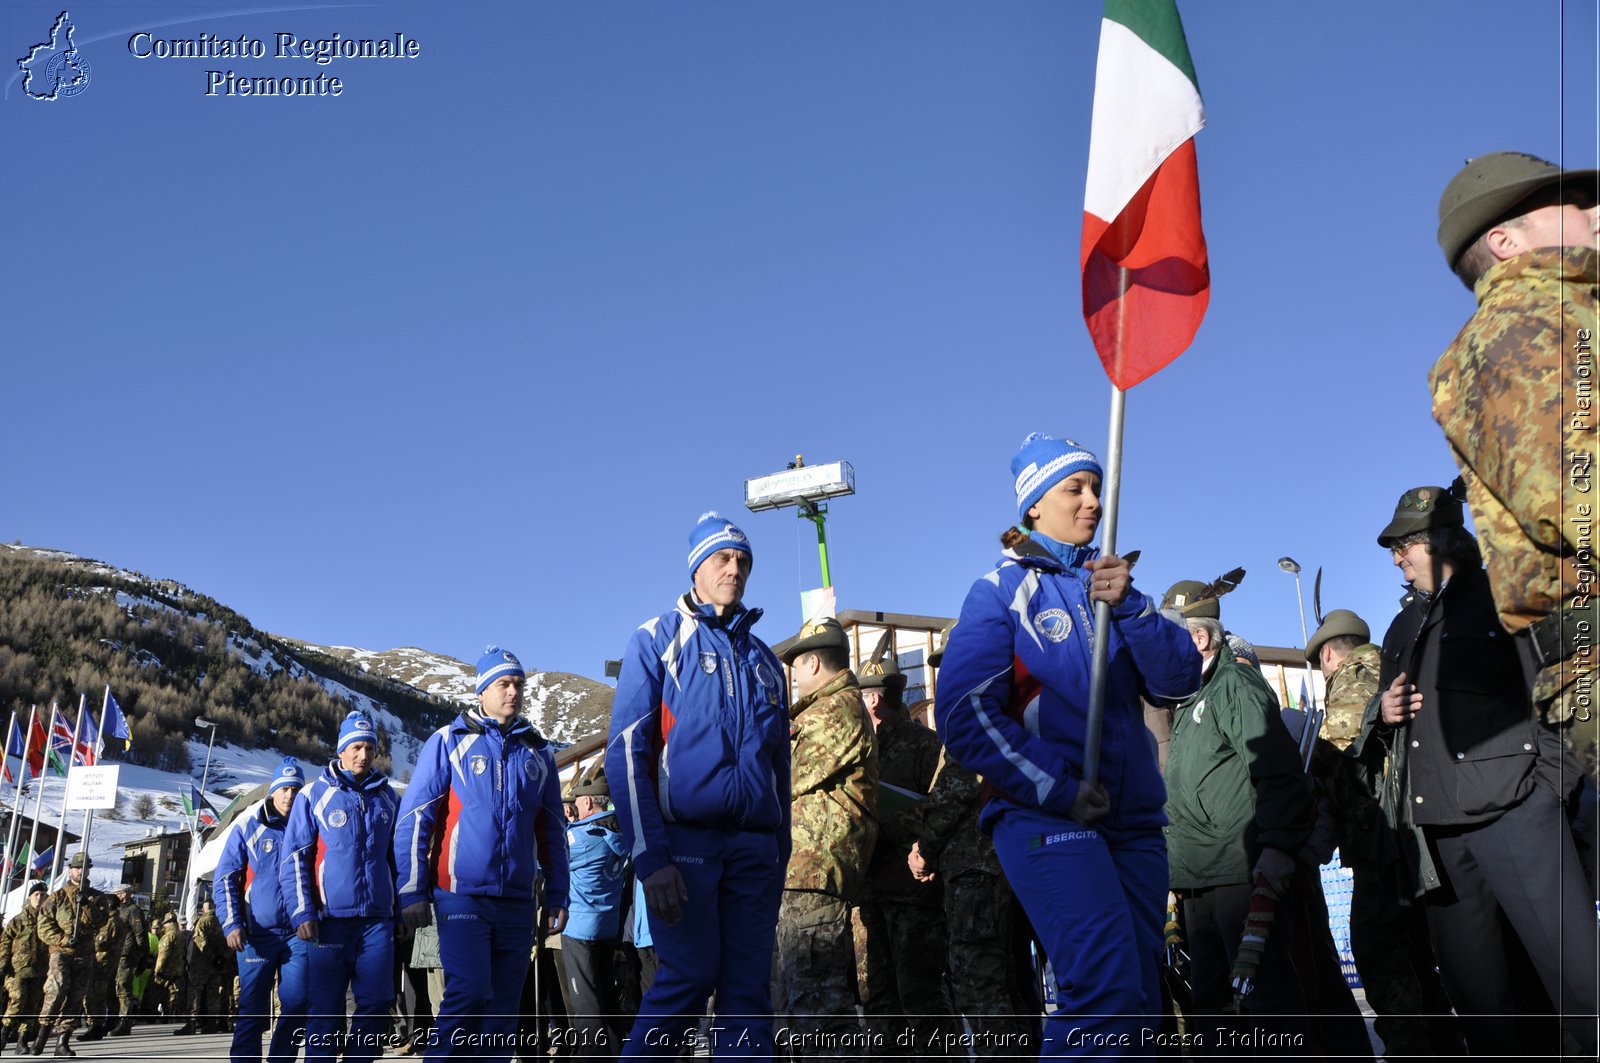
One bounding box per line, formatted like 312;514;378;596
179;717;218;921
1277;557;1312;652
196;717;219;826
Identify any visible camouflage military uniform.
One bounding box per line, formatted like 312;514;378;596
910;753;1037;1057
153;920;185;1019
78;893;122;1033
112;895;150;1027
35;879;106;1042
775;670;877;1061
857;710;956;1054
1318;644;1461;1058
1431;246;1600;777
186;910;231;1030
0;899;47;1047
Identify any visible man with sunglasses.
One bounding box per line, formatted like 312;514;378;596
1432;152;1600;792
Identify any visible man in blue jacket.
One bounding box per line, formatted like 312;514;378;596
395;646;569;1062
215;757;307;1063
560;765;629;1058
607;512;790;1059
280;712;401;1063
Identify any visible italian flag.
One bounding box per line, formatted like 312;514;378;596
1081;0;1209;390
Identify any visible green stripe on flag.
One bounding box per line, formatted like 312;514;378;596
1103;0;1200;92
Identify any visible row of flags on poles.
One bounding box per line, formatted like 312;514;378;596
1;690;131;785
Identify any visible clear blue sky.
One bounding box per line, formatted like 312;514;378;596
4;1;1595;680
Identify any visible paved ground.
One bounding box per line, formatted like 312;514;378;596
27;1022;242;1059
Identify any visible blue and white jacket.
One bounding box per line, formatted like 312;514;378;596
934;537;1202;833
280;762;400;929
606;594;791;880
214;798;293;937
394;711;569;911
564;808;628;941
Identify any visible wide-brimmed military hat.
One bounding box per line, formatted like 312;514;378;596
1163;580;1220;620
1438;152;1599;266
68;852;90;869
1305;609;1371;665
781;617;849;665
858;630;907;692
1376;485;1463;548
569;764;610;799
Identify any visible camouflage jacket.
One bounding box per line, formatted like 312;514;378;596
911;750;1001;880
786;671;878;902
1431;246;1599;716
1321;644;1382;752
188;912;229;976
91;895;123;963
115;899;150;965
154;925;184;979
36;882;105;956
866;711;943;900
1315;644;1385;865
1;904;45;978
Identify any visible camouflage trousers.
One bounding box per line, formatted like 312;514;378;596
82;959;113;1026
3;974;42;1038
943;870;1038;1057
187;970;231;1025
1348;862;1464;1057
37;952;89;1035
115;960;140;1017
857;897;958;1055
773;890;866;1062
153;975;185;1020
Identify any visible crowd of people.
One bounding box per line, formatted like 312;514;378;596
0;150;1592;1061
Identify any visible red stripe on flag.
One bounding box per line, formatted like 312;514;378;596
1081;139;1209;390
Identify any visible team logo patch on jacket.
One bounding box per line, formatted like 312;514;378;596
262;838;275;853
700;652;718;675
328;810;348;829
1033;608;1072;643
1192;699;1207;724
470;755;488;776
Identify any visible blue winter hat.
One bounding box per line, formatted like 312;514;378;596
686;511;752;577
476;646;526;695
336;711;378;754
1011;433;1103;522
270;758;305;792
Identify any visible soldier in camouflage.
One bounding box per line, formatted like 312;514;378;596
907;746;1038;1058
32;852;106;1057
1432;152;1600;789
153;913;185;1023
179;898;231;1034
76;890;122;1040
0;884;49;1052
854;649;957;1056
1307;611;1460;1058
109;886;148;1035
775;618;878;1062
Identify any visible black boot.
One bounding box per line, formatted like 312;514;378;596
49;1031;71;1058
28;1028;50;1057
110;1018;133;1036
172;1022;195;1036
73;1026;104;1044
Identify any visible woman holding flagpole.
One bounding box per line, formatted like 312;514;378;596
933;433;1201;1056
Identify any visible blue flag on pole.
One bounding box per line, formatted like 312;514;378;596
99;690;131;757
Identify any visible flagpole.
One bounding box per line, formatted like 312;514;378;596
0;707;16;882
0;706;37;914
26;703;58;891
51;694;85;884
78;688;110;858
1082;378;1128;787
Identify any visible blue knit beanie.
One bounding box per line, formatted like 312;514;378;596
476;646;526;695
336;711;378;754
686;511;752;577
270;758;305;792
1011;433;1103;522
